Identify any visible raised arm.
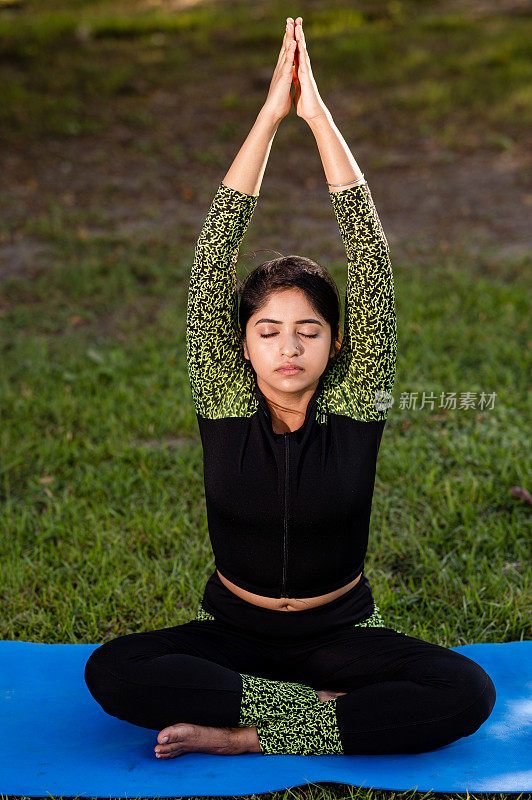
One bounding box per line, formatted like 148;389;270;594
187;23;299;418
325;175;397;422
291;17;396;421
186;180;260;419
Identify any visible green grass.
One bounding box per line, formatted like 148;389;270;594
1;1;531;799
2;235;529;647
1;232;530;800
0;0;531;146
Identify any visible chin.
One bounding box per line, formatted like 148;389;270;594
275;372;317;390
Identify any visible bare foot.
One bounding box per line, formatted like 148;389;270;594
316;689;348;702
154;722;258;758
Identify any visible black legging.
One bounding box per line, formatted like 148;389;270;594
84;570;496;755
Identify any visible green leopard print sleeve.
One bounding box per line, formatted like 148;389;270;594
186;180;259;418
323;182;397;422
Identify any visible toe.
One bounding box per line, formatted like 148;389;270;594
155;740;181;756
156;722;192;753
158;725;178;744
156;749;178;759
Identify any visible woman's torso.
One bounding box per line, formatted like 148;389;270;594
213;400;365;609
216;568;363;611
188;178;395;607
198;378;385;600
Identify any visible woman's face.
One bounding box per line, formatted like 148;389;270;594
242;288;336;395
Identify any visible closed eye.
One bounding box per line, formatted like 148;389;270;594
260;333;318;339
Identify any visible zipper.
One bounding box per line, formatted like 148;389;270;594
281;433;289;597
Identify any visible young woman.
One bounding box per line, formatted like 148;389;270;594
85;16;496;759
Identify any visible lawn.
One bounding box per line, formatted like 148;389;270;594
0;1;530;799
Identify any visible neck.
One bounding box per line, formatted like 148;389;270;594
257;376;320;426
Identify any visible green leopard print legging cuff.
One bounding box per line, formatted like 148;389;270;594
238;673;320;727
256;697;344;755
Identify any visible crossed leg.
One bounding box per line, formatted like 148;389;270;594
85;617;496;757
253;626;497;755
84;616;326;757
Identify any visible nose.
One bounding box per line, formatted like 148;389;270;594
281;336;301;356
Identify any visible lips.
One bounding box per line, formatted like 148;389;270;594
276;365;303;372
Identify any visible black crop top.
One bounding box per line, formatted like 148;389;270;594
186;179;397;598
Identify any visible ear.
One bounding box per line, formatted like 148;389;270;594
241;332;249;361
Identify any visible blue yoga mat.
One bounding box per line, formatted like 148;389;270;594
0;639;530;796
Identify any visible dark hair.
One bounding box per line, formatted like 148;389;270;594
237;250;343;369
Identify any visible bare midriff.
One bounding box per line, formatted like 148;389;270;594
216;569;363;611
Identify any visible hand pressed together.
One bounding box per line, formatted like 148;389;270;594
291;17;328;123
263;17;328;124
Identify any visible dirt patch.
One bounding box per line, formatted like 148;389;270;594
0;3;530;287
3;133;529;285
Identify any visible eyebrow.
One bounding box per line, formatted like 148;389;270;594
254;318;323;326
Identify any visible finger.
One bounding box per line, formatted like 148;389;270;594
295;19;308;52
294;22;303;48
285;17;295;37
295;38;308;71
295;27;311;70
285;18;295;47
278;19;294;62
282;37;296;64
